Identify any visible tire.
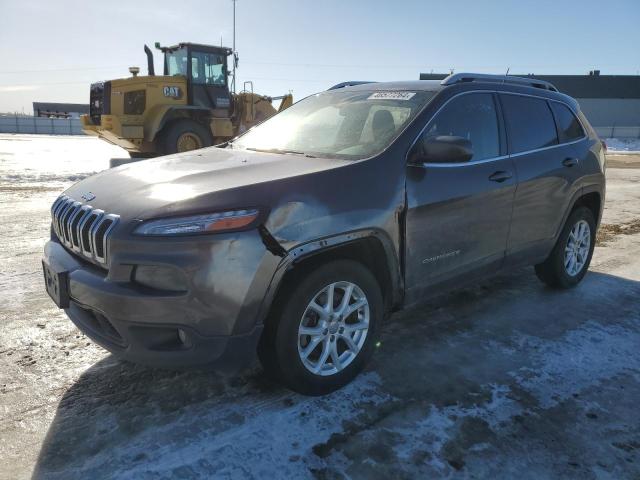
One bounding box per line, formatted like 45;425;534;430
258;260;383;396
161;119;213;155
535;206;596;289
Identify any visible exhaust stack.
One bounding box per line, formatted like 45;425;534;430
144;44;155;76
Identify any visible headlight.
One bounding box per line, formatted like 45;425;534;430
134;209;260;236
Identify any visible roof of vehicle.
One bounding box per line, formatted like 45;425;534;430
335;77;580;110
421;72;640;99
159;42;233;55
337;80;444;92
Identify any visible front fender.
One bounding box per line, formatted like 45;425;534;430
254;228;403;328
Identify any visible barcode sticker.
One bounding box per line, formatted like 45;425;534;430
367;92;416;101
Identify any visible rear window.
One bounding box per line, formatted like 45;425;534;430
500;94;558;153
550;102;585;142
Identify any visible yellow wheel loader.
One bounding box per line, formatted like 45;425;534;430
81;42;292;157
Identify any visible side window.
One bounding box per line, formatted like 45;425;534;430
501;94;558;153
424;93;499;161
191;52;225;86
550;102;585;142
204;54;225;86
191;57;200;82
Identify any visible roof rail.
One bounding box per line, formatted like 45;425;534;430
328;81;376;90
441;73;558;92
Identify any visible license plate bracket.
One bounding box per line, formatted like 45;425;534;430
42;260;70;308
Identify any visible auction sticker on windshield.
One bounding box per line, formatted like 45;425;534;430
368;92;416;100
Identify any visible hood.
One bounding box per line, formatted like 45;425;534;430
63;147;350;220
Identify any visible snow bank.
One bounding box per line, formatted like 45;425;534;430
605;137;640;153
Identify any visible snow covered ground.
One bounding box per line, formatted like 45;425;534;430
605;137;640;154
0;134;639;479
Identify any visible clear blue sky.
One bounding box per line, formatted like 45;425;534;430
1;0;638;113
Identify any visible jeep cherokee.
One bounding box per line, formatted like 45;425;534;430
43;73;606;395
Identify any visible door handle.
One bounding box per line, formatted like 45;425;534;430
488;171;513;183
562;157;579;167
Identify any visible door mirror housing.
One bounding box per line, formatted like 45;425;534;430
410;135;474;164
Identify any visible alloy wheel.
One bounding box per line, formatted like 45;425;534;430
297;281;370;376
564;219;591;276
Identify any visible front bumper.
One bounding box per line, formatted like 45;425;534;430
43;232;278;369
66;302;263;369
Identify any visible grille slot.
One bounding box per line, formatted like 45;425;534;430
51;195;119;266
89;82;104;125
89;81;111;125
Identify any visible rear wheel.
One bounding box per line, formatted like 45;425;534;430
535;206;596;288
258;260;383;395
161;120;212;154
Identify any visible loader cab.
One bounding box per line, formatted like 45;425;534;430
161;42;233;112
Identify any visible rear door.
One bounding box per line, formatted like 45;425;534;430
404;92;516;302
500;93;585;263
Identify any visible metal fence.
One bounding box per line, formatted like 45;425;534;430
594;126;640;139
0;115;85;135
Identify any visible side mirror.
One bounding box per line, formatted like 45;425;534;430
410;135;473;164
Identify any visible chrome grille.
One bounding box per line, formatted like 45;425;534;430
51;195;119;266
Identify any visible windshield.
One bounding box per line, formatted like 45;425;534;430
232;89;435;159
166;48;188;76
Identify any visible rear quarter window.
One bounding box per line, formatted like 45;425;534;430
550;102;585;142
500;94;558;153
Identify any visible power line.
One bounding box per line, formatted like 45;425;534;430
1;62;634;75
0;65;131;75
0;76;330;88
238;61;635;70
0;80;98;87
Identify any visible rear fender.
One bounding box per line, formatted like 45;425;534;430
556;184;604;239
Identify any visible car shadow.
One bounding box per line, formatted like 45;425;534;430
32;268;640;479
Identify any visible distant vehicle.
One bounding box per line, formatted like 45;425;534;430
44;73;606;395
81;42;292;157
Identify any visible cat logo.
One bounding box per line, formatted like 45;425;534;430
163;86;182;99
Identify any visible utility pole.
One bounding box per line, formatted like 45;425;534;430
232;0;237;94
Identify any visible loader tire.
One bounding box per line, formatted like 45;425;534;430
162;120;213;155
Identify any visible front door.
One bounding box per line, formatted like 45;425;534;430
189;50;231;111
404;92;516;303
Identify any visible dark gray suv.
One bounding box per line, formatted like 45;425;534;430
43;73;606;395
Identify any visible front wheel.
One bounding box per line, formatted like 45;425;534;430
258;260;383;395
535;206;596;288
161;120;213;154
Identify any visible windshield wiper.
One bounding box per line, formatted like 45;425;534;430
245;147;315;157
